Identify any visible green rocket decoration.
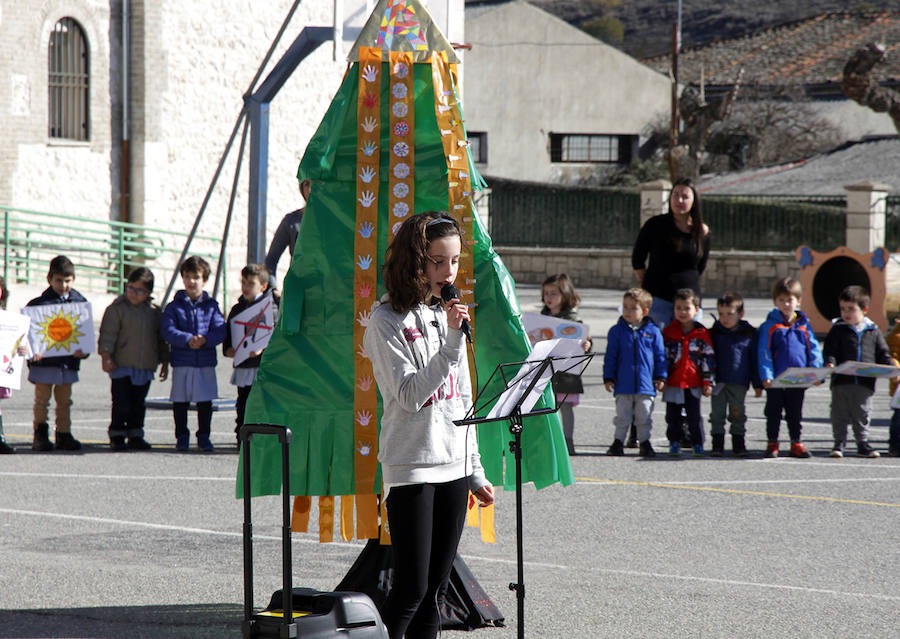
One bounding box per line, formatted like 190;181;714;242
238;0;574;542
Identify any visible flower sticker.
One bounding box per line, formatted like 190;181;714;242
393;121;409;137
393;182;409;199
392;141;409;157
391;83;408;99
393;162;410;179
392;221;403;236
392;202;410;218
391;102;408;118
393;61;409;78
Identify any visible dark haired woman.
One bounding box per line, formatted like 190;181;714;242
632;177;711;328
363;211;494;639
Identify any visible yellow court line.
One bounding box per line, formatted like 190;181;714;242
576;477;900;508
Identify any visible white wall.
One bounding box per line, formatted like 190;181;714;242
464;1;670;183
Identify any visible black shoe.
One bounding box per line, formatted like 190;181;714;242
856;442;879;458
127;436;152;450
0;439;14;454
732;435;749;458
711;434;725;457
606;439;625;456
32;423;53;451
889;446;900;458
638;440;656;458
110;436;127;451
625;424;638;448
55;432;82;451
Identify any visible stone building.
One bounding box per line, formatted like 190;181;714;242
0;0;462;291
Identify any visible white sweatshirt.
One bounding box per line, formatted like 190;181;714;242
364;296;487;491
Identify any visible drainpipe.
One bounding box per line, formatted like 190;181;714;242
120;0;131;227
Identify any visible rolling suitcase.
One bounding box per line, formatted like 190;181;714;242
239;423;387;639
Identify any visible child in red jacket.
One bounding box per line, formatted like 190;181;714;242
663;288;715;456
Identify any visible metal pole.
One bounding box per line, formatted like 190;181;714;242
213;116;250;302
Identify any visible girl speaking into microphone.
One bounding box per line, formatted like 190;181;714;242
364;211;494;639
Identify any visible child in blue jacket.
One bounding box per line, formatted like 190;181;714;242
161;256;227;451
603;288;667;457
709;292;762;457
757;277;823;458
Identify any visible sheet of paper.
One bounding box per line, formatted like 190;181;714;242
0;310;30;390
831;360;900;378
770;366;830;388
487;338;584;419
230;296;275;366
21;301;94;357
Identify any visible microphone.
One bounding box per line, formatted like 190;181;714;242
440;283;472;342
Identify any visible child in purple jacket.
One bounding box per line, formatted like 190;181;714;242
161;256;226;451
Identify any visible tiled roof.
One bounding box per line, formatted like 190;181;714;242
698;136;900;195
644;12;900;87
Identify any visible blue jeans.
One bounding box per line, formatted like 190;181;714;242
765;388;806;443
648;298;673;329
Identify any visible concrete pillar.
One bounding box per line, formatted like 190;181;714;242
844;180;891;253
639;179;671;227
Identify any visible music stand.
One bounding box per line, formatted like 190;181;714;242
455;339;594;639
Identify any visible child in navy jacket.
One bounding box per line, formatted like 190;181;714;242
709;292;762;457
161;256;226;451
603;288;667;457
757;277;823;458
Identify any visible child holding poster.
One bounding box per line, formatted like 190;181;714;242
25;256;90;451
0;276;29;454
223;264;272;445
98;267;169;451
541;273;592;456
823;285;894;458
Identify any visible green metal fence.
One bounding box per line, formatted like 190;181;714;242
702;194;846;252
486;178;847;252
486;177;640;248
1;205;225;302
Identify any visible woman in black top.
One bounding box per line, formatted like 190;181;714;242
631;177;710;327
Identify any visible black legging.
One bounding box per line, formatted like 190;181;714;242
382;477;469;639
173;401;212;438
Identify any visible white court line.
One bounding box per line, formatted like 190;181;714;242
616;477;900;486
749;458;900;469
0;507;565;570
580;566;900;603
4;509;897;601
0;471;234;482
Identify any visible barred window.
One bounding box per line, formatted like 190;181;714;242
549;133;635;164
48;17;89;141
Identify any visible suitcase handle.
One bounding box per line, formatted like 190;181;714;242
240;423;295;636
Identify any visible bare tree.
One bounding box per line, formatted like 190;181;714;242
842;42;900;136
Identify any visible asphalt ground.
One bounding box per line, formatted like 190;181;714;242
1;286;899;638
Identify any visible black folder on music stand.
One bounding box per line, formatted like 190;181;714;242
455;340;594;639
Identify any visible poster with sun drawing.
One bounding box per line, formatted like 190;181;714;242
22;302;94;357
0;310;31;390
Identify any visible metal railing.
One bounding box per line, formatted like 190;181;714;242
1;205;225;302
486;177;847;252
486;177;640;248
702;194;846;252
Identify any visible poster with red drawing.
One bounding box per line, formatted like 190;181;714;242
0;309;31;389
230;296;275;366
22;302;94;358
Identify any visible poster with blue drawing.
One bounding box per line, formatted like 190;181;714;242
523;312;590;347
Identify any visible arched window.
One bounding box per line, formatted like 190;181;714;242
48;17;89;140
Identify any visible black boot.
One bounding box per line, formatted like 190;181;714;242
711;433;725;456
606;439;625;456
0;416;14;454
32;422;54;451
55;431;82;451
732;434;749;458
